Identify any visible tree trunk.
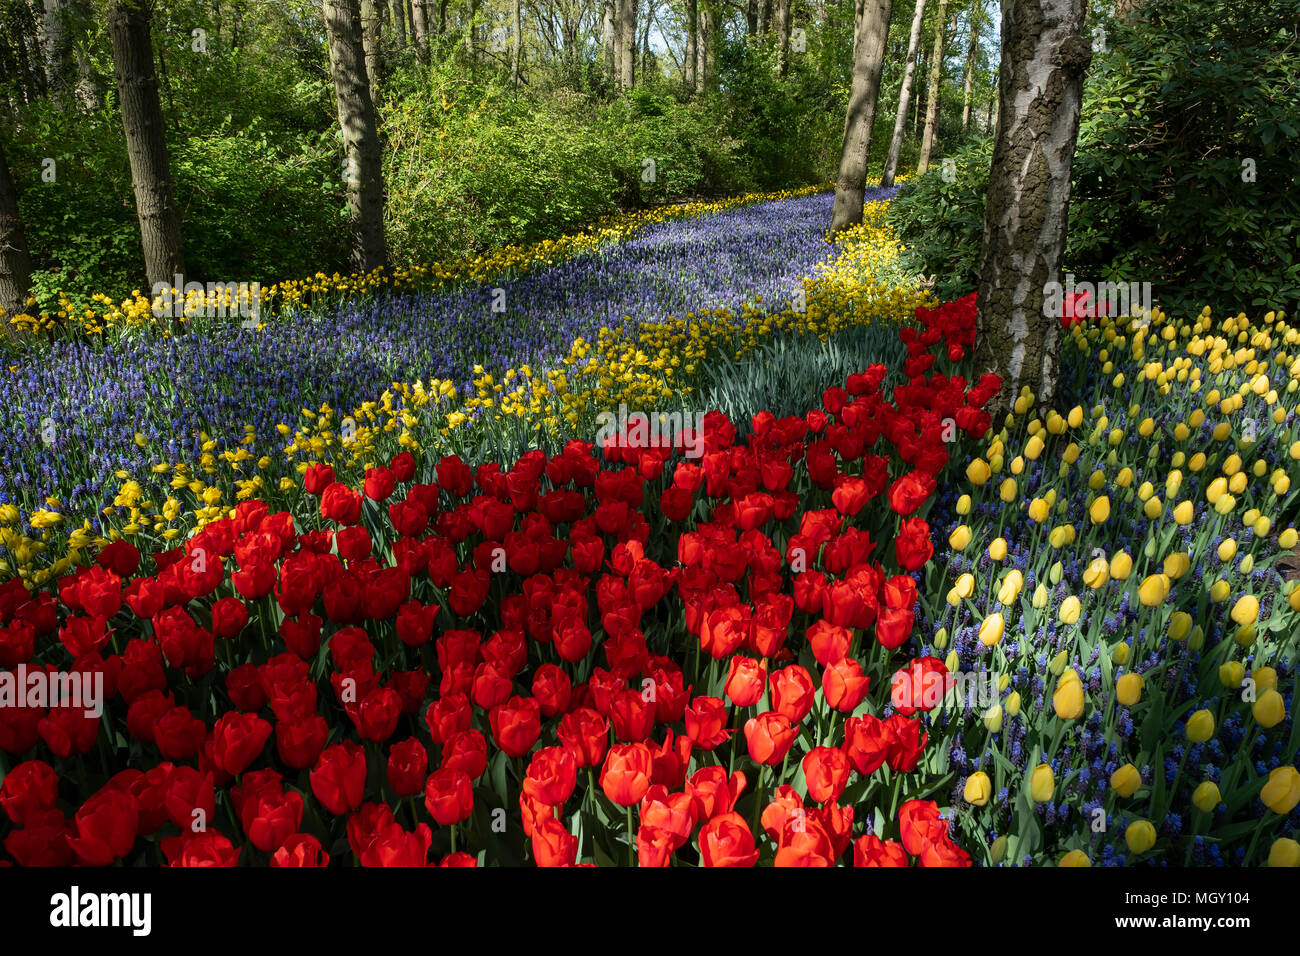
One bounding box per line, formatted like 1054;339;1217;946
603;0;617;83
360;0;383;107
108;1;185;292
761;0;772;34
322;0;387;273
388;0;407;46
0;140;33;332
971;0;1090;417
40;0;74;103
880;0;926;187
775;0;790;75
511;0;522;82
618;0;636;88
410;0;429;62
830;0;894;233
684;0;696;88
915;0;948;174
746;0;758;36
696;1;712;90
961;0;981;129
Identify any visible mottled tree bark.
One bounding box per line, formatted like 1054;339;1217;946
830;0;894;233
360;0;383;106
603;0;617;83
916;0;948;174
618;0;636;88
746;0;758;35
696;0;713;90
971;0;1091;417
388;0;407;46
775;0;791;75
0;139;33;332
322;0;387;272
108;1;185;291
410;0;429;62
683;0;697;88
881;0;927;187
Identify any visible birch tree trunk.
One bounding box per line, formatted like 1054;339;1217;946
971;0;1091;417
323;0;387;272
880;0;927;187
603;0;617;83
829;0;894;233
360;0;383;106
108;0;185;291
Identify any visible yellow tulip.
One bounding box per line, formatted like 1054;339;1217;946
1109;551;1133;579
1137;573;1171;607
1089;496;1111;524
1231;594;1259;625
1110;764;1141;798
1058;849;1092;867
997;570;1024;605
1059;595;1082;624
978;613;1005;646
1192;781;1222;813
1030;763;1055;802
963;771;992;807
1186;709;1216;743
1116;673;1144;706
1168;611;1192;641
1254;689;1286;728
966;458;991;485
1261;766;1300;815
1268;838;1300;867
1125;820;1157;854
1218;661;1245;688
1253;667;1278;692
1173;500;1195;524
988;538;1008;561
1005;690;1021;716
948;525;971;550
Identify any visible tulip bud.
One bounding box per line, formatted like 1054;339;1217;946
1230;594;1259;625
944;650;959;673
1137;573;1170;607
1185;709;1215;743
1111;642;1131;666
1109;551;1133;579
1116;673;1144;706
1254;689;1286;728
989;834;1008;865
1110;763;1141;798
1032;582;1049;609
1090;495;1111;524
933;626;949;649
1049;560;1063;585
1188;625;1205;652
1268;838;1300;868
997;570;1024;605
1168;611;1192;641
978;613;1004;646
1059;849;1092;867
1053;671;1085;720
1209;579;1231;603
1253;667;1278;692
1192;781;1221;813
964;771;992;807
983;703;1003;733
1218;661;1245;688
956;493;972;515
1030;763;1055;802
988;537;1008;561
1005;691;1021;717
1260;766;1300;815
949;525;972;550
1059;595;1081;624
1240;554;1254;574
1125;820;1157;854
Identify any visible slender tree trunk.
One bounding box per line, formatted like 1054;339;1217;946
618;0;636;88
108;1;185;291
40;0;74;103
761;0;772;34
746;0;758;36
388;0;407;46
916;0;948;173
830;0;894;233
464;0;478;59
971;0;1091;417
410;0;429;62
881;0;926;187
684;0;696;88
696;0;712;89
603;0;617;83
511;0;522;82
961;0;981;129
912;52;922;134
0;140;33;332
360;0;383;107
322;0;387;272
775;0;790;75
639;5;650;82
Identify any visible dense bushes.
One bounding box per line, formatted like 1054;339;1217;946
889;0;1300;316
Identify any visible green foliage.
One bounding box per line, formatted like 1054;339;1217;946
888;0;1300;316
888;138;991;301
